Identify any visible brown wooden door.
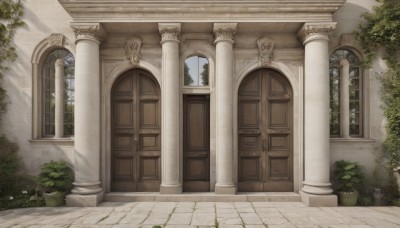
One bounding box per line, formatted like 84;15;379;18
183;95;210;191
238;69;293;192
111;69;161;192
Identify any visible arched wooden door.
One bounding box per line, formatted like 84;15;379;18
238;69;293;192
111;69;161;192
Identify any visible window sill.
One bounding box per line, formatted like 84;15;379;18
29;138;74;145
330;138;376;143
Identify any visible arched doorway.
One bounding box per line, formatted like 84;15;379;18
111;69;161;192
238;69;293;192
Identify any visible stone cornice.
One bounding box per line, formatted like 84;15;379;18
58;1;346;22
158;23;181;44
71;23;107;43
297;22;336;44
213;23;237;44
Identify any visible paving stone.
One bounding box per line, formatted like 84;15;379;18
237;207;255;213
112;224;140;228
217;217;243;225
195;202;214;208
195;207;215;213
147;212;171;219
191;212;215;226
219;225;243;228
216;202;235;208
164;225;197;228
176;202;195;208
73;212;111;225
167;213;192;225
240;212;263;225
98;212;127;225
142;217;168;225
245;225;267;228
174;207;193;213
261;217;289;225
217;208;238;214
118;217;145;225
285;216;315;225
234;202;253;208
267;224;296;228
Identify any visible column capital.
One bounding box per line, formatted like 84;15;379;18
297;22;336;45
71;23;107;43
55;58;64;67
213;23;237;44
158;23;181;44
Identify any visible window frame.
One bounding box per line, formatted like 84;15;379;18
329;47;364;138
31;34;76;141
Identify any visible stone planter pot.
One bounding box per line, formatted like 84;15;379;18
394;166;400;193
339;191;358;206
43;192;65;207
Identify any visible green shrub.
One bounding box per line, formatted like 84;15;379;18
0;135;19;196
333;160;364;192
37;160;74;193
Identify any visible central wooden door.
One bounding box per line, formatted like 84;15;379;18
183;95;210;191
111;69;161;192
238;69;293;192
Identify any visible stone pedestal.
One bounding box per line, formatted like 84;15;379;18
67;23;106;206
213;23;237;194
159;23;182;194
298;22;337;203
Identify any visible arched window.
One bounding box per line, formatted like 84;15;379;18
184;56;209;86
329;49;362;137
42;49;75;137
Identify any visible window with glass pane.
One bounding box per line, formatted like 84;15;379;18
43;49;75;136
184;56;209;86
329;49;362;137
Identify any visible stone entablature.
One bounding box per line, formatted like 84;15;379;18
58;0;345;22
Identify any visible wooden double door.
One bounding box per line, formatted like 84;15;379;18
111;69;161;192
238;69;293;192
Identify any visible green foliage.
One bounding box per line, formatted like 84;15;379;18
201;63;209;86
184;63;194;85
0;135;20;196
0;0;24;124
358;0;400;167
333;160;364;192
358;0;400;66
37;161;74;193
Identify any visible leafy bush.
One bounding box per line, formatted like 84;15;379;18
333;160;364;192
0;135;19;196
37;161;74;193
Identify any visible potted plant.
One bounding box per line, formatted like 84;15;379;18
37;160;74;207
333;160;364;206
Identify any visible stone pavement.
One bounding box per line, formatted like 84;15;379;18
1;202;400;228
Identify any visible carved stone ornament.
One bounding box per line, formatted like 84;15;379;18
125;38;142;66
71;23;107;43
213;23;237;43
340;33;361;49
298;22;336;44
257;37;275;66
158;23;181;43
47;33;64;47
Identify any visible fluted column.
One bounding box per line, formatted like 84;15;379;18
340;59;350;138
69;23;106;199
159;23;182;194
214;23;237;194
55;59;64;138
298;23;336;197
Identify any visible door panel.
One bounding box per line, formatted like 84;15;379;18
111;69;161;192
183;95;210;192
238;69;293;192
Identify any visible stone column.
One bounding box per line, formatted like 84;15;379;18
298;23;337;206
66;23;106;207
214;23;237;194
54;59;64;138
159;23;182;194
340;59;350;138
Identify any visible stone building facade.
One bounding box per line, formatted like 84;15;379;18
2;0;386;206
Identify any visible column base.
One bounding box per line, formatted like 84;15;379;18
66;191;104;207
215;184;236;194
160;185;182;194
71;181;102;195
300;191;338;207
302;182;333;195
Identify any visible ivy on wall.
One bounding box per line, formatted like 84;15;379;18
358;0;400;167
0;0;24;124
